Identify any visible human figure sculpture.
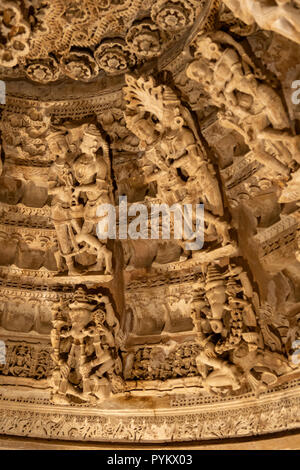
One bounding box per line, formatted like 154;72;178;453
223;0;300;45
47;130;83;275
196;339;242;392
230;341;292;394
124;74;224;216
187;32;293;176
123;74;231;251
190;263;268;393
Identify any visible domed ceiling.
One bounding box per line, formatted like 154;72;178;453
0;0;213;79
1;0;300;444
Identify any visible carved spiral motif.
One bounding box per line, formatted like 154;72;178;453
0;1;30;67
60;51;99;81
151;0;195;32
25;57;60;84
95;39;135;75
126;20;162;58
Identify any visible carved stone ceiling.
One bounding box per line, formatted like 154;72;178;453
1;0;300;444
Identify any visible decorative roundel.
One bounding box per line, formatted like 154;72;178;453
95;39;135;75
151;0;195;32
60;50;99;81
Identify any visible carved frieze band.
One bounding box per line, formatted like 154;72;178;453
0;387;300;442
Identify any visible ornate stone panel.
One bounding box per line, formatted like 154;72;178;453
0;0;300;443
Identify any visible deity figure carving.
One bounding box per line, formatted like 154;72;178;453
0;143;2;177
47;123;113;277
1;0;300;444
187;31;294;177
223;0;300;45
50;289;124;404
191;263;292;394
123;74;230;247
230;341;292;395
47;130;79;275
72;125;113;275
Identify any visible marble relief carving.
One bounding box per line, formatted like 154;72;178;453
0;0;300;443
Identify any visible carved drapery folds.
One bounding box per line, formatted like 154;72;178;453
1;0;300;444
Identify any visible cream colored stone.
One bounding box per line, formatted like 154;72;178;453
0;0;299;444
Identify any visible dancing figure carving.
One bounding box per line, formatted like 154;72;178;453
50;289;124;404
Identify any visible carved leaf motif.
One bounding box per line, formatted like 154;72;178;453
124;74;165;122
